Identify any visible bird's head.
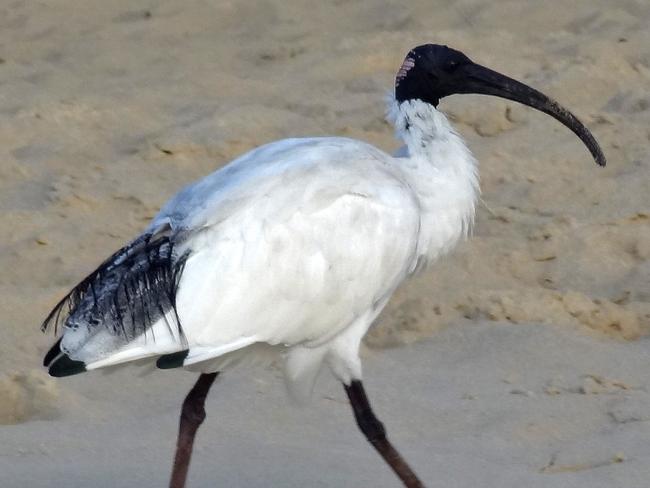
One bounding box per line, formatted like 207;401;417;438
395;44;606;166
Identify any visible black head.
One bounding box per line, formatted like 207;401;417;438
396;44;473;107
395;44;606;166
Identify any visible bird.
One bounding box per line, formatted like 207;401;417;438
41;44;605;488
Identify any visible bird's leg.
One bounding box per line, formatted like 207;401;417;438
169;372;219;488
344;380;425;488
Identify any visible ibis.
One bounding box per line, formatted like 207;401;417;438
42;44;605;488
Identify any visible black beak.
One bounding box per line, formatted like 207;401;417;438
456;63;606;167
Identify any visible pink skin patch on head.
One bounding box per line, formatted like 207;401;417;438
396;56;415;86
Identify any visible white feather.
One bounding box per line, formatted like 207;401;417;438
60;97;479;397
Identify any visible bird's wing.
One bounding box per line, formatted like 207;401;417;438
44;137;421;373
163;138;422;355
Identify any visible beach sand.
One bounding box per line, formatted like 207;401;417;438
1;0;648;486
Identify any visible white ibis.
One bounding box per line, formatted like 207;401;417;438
42;44;605;488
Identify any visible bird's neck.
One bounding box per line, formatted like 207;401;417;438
387;95;480;263
388;97;467;161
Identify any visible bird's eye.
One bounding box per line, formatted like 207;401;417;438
444;60;460;72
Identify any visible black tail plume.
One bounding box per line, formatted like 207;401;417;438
41;226;189;344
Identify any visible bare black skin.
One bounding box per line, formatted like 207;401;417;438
396;44;606;167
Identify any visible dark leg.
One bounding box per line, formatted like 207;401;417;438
344;380;425;488
169;372;219;488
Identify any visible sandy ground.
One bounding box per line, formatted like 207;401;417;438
3;323;650;487
1;0;649;486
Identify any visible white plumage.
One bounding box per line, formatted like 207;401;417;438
57;96;477;399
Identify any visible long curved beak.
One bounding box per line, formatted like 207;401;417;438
457;63;606;166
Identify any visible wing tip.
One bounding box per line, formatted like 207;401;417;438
156;349;189;369
43;338;63;367
48;354;87;377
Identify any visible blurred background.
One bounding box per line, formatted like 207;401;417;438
1;1;649;486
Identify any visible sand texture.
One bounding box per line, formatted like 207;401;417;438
0;0;649;486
